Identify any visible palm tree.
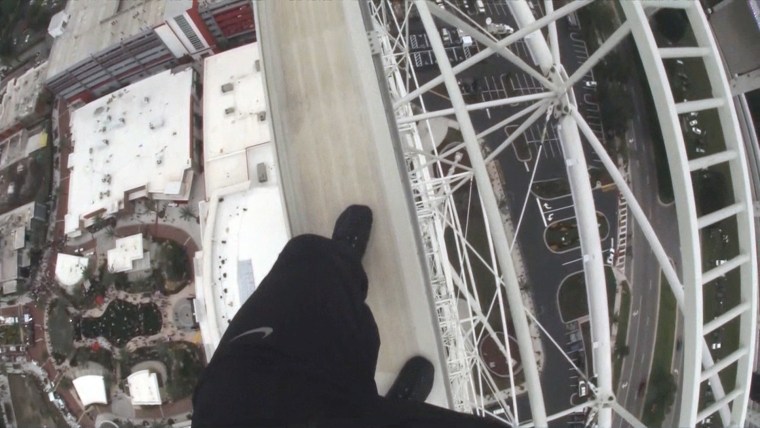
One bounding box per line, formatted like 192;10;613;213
179;205;198;222
104;226;119;239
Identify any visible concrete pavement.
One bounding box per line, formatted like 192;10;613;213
256;0;450;407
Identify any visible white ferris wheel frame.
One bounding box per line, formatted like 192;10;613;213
363;0;758;427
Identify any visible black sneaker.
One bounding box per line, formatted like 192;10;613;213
331;205;373;259
385;356;434;402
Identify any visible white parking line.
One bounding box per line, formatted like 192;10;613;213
562;256;584;266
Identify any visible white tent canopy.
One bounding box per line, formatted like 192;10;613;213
55;253;90;291
127;370;161;406
72;375;107;406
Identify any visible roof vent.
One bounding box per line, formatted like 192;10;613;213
225;107;235;115
221;83;234;93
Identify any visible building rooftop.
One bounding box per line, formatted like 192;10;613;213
0;62;49;135
0;202;36;286
47;11;69;38
65;68;193;235
55;254;89;291
197;143;289;354
72;375;108;406
107;233;151;273
203;42;270;194
127;370;161;406
46;0;186;80
195;42;289;355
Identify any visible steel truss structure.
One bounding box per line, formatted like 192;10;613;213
364;0;757;426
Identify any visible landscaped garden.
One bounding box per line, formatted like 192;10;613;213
125;341;204;401
7;374;67;428
47;298;75;363
544;212;609;253
642;271;678;427
77;299;162;347
557;266;617;323
70;345;114;371
532;178;570;200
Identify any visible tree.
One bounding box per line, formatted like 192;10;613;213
104;226;119;239
58;376;73;390
614;344;630;358
179;205;198;222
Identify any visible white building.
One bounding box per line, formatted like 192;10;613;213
195;42;289;357
107;234;151;273
65;67;199;237
72;375;108;407
47;11;69;38
126;370;162;406
54;253;90;294
0;62;50;141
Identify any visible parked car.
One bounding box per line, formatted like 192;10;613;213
441;28;451;44
578;380;588;397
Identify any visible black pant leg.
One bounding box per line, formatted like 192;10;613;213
212;234;380;396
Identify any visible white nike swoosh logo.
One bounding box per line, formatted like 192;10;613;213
230;326;274;343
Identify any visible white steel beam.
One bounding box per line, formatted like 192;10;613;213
544;0;560;64
685;4;758;423
701;254;750;285
397;91;554;125
484;103;550;163
393;0;591;109
505;2;614;425
563;22;632;92
415;2;547;424
519;402;594;428
476;99;551;140
688;150;736;171
640;0;695;9
674;97;725;115
703;301;751;335
700;348;748;382
658;46;711;59
428;6;555;90
697;202;745;229
618;3;706;425
696;388;743;424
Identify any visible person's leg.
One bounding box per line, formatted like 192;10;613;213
213;233;380;395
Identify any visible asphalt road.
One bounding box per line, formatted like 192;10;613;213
611;40;682;428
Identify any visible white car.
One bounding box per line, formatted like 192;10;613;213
691;126;704;136
584;81;597;88
441;28;451;44
578;380;588;397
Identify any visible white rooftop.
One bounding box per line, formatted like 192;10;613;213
127;370;161;406
55;253;89;290
47;11;69;38
0;202;36;284
72;375;108;407
203;42;270;195
198;143;289;354
66;68;194;235
107;234;145;273
0;62;49;135
46;0;182;80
